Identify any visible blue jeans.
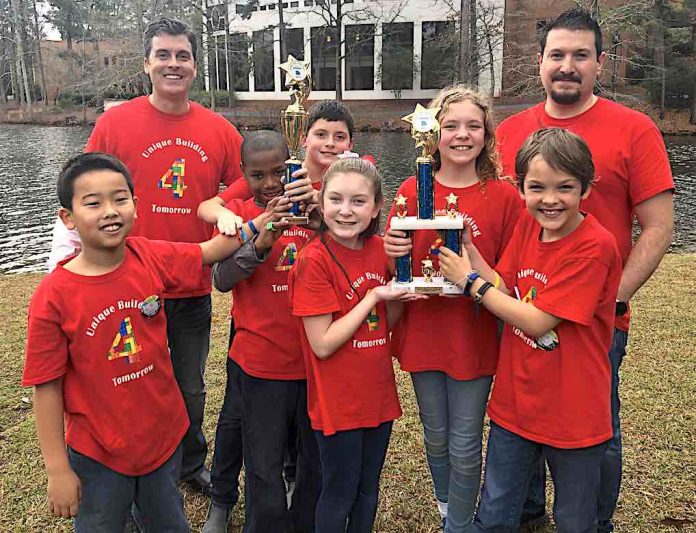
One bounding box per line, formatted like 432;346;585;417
523;329;627;532
314;422;392;533
411;371;492;532
68;446;188;532
165;295;212;480
471;422;608;533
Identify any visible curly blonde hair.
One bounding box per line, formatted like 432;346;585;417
428;84;501;186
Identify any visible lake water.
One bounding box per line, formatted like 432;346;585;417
0;124;694;274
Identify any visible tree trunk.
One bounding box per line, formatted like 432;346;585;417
469;0;478;88
32;0;48;107
459;0;470;82
11;0;32;117
334;2;342;101
654;1;666;119
278;0;286;62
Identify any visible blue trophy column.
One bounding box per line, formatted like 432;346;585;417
444;229;461;255
286;160;303;216
416;159;434;220
396;239;413;283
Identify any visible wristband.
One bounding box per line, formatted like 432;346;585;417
247;219;259;236
473;281;494;304
237;226;251;244
463;270;479;297
493;272;501;289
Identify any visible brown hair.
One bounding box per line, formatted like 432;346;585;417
515;128;595;194
320;157;383;238
428;84;500;185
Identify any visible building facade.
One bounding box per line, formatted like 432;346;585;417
205;0;505;100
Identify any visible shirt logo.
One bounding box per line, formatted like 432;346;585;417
275;243;298;271
158;158;187;198
516;286;559;351
108;317;142;364
366;306;379;331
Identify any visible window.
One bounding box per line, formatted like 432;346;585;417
311;26;338;91
104;56;109;66
230;33;250;91
290;1;299;6
381;22;413;90
345;25;374;90
253;29;275;91
260;4;267;10
421;21;459;89
304;0;312;5
283;28;305;61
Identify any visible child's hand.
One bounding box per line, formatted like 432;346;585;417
439;246;473;287
383;228;412;258
217;208;243;236
47;468;81;518
461;225;473;248
286;171;319;205
371;283;429;302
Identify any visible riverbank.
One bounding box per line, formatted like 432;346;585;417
0;254;693;531
2;98;695;136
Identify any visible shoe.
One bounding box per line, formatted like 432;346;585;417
202;502;233;533
519;510;550;531
183;466;212;496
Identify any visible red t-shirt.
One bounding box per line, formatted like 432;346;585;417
386;177;523;379
289;235;402;435
85;96;244;298
227;198;313;380
496;97;674;331
22;238;203;475
488;211;621;448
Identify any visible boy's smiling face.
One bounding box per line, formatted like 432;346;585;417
303;119;353;173
59;170;137;251
243;148;287;206
522;154;590;242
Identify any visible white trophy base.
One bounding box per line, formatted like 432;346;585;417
390;215;464;231
392;276;465;295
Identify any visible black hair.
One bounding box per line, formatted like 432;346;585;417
143;17;197;61
515;128;595;194
306;100;354;139
540;8;602;59
241;130;289;164
57;152;134;209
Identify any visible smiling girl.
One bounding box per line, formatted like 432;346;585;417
383;85;523;532
289;157;423;532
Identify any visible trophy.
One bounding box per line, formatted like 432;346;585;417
279;55;312;224
391;104;465;294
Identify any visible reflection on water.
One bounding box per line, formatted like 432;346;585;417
0;125;694;274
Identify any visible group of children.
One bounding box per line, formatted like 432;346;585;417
23;86;621;533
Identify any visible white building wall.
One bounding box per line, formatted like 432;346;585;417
207;0;505;100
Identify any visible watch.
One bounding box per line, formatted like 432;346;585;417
463;271;480;297
615;299;628;317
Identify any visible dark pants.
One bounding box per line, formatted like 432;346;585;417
314;422;393;533
68;446;188;532
165;294;212;480
471;422;607;533
522;329;627;532
233;360;321;532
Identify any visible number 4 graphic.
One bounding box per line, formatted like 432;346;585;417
159;158;187;198
108;317;142;364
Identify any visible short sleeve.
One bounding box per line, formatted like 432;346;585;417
627;125;674;206
534;258;610;326
144;240;204;295
84;117;108;153
22;294;68;387
291;252;340;317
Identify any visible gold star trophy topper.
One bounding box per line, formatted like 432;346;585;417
445;192;459;218
279;55;311;111
395;194;408;218
402;104;441;160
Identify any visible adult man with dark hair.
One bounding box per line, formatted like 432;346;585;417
495;8;674;532
48;16;246;496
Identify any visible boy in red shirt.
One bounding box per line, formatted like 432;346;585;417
439;129;621;532
22;153;268;531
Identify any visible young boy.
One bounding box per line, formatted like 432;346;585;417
197;100;355;234
22;152;270;531
439;128;622;532
205;131;320;533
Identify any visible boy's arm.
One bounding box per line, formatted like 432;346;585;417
34;379;81;518
212;240;270;293
197;197;243;236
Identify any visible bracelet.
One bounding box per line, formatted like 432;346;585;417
247;219;259;235
237;225;251;245
493;272;501;289
463;270;480;297
473;281;494;304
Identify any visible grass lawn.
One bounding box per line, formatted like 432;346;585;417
0;254;694;532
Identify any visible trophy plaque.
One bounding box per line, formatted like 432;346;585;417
391;104;465;294
279;55;312;224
